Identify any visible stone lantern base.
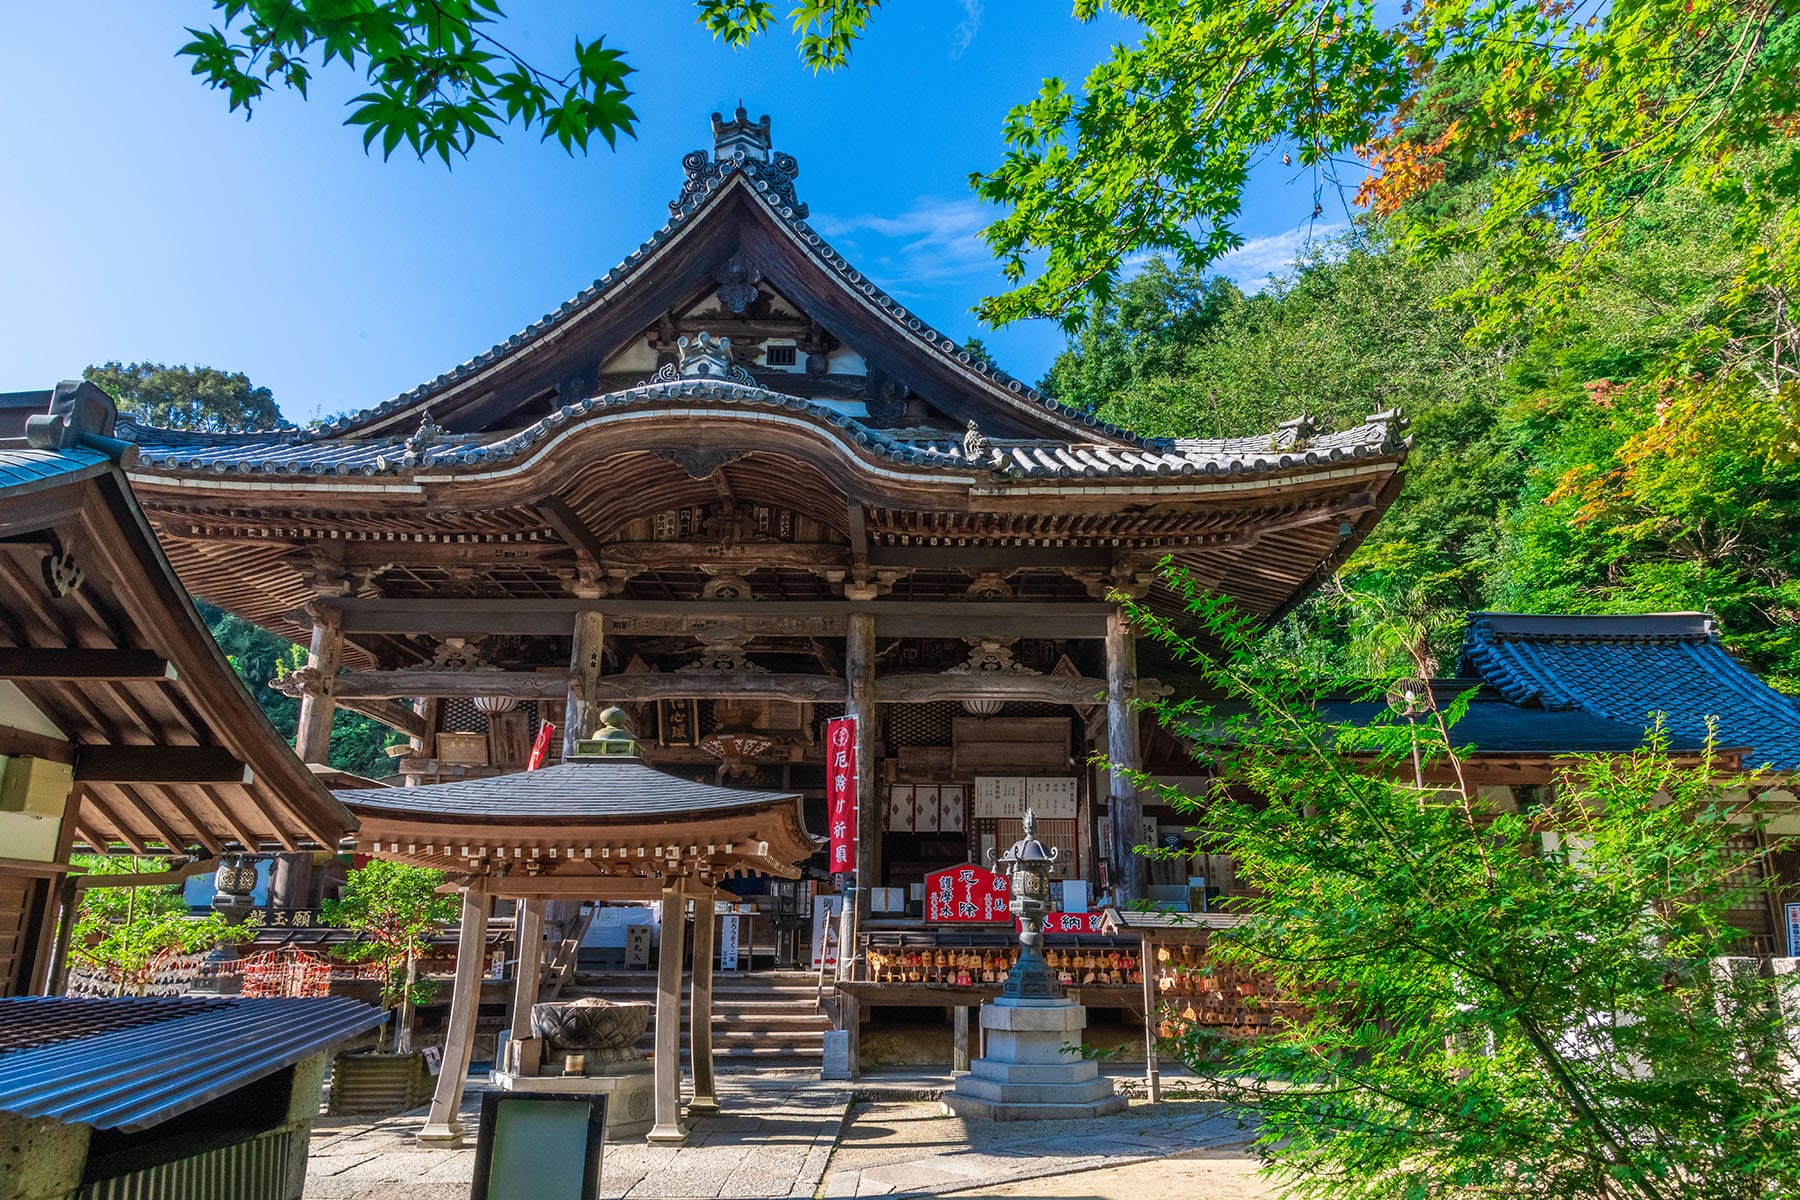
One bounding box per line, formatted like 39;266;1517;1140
941;999;1126;1121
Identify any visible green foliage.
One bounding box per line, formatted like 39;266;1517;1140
960;336;997;370
323;860;457;1017
83;361;283;433
1127;579;1800;1199
199;601;402;778
1046;160;1800;689
176;2;890;163
69;856;251;993
180;1;637;163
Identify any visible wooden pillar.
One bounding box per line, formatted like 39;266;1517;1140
647;882;689;1143
1141;934;1161;1102
562;610;605;760
508;898;547;1046
294;603;342;765
687;892;719;1117
952;1004;971;1072
419;888;495;1147
845;610;877;974
268;852;313;910
1105;605;1144;904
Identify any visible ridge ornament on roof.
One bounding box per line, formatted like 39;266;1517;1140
672;104;807;219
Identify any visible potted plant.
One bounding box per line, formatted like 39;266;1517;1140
322;860;456;1114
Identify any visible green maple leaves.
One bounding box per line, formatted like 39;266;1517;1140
180;1;638;165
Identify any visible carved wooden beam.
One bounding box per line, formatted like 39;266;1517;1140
319;667;1127;706
330;598;1115;638
0;649;178;683
334;696;429;739
876;673;1109;705
327;671;569;700
601;541;850;572
74;746;253;785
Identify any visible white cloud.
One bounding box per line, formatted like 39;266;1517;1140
1212;221;1347;292
950;0;984;57
813;196;998;293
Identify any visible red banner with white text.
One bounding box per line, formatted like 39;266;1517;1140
825;716;857;874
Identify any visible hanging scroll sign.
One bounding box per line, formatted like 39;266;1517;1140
825;716;857;874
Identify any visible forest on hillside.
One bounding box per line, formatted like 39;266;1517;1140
1040;162;1800;694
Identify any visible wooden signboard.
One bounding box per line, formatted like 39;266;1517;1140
925;863;1011;924
952;717;1070;771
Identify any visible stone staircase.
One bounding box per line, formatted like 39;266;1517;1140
560;969;831;1071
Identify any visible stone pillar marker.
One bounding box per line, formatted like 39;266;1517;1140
943;810;1126;1121
419;887;495;1146
648;881;690;1143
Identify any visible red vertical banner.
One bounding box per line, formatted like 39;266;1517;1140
526;721;555;770
825;716;858;874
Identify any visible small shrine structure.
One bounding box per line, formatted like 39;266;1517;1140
339;708;816;1144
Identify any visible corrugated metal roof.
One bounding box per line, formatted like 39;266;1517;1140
340;756;798;819
0;996;384;1131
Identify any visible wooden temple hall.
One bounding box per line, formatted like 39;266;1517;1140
107;108;1410;1081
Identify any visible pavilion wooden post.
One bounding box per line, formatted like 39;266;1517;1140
1140;933;1161;1102
1105;605;1145;904
507;897;547;1072
294;602;342;765
563;611;606;760
845;610;877;974
419;887;495;1147
687;889;720;1117
952;1004;971;1072
648;880;690;1143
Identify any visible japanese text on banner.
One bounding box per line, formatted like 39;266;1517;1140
825;716;857;873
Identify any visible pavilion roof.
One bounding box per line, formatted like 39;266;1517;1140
342;731;818;888
339;756;801;819
0;384;359;854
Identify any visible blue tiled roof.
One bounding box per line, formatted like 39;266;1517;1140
1319;693;1712;756
1459;613;1800;771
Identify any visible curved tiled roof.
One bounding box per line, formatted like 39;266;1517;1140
340;756;798;819
1459;613;1800;770
122;382;1408;483
307;137;1145;444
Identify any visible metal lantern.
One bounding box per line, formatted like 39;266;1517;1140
987;808;1062;1001
212;852;260;924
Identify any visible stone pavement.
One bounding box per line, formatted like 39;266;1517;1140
820;1091;1255;1198
303;1072;849;1200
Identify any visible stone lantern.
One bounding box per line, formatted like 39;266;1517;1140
989;810;1061;1002
945;808;1125;1121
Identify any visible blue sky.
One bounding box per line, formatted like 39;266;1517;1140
1;3;1347;426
